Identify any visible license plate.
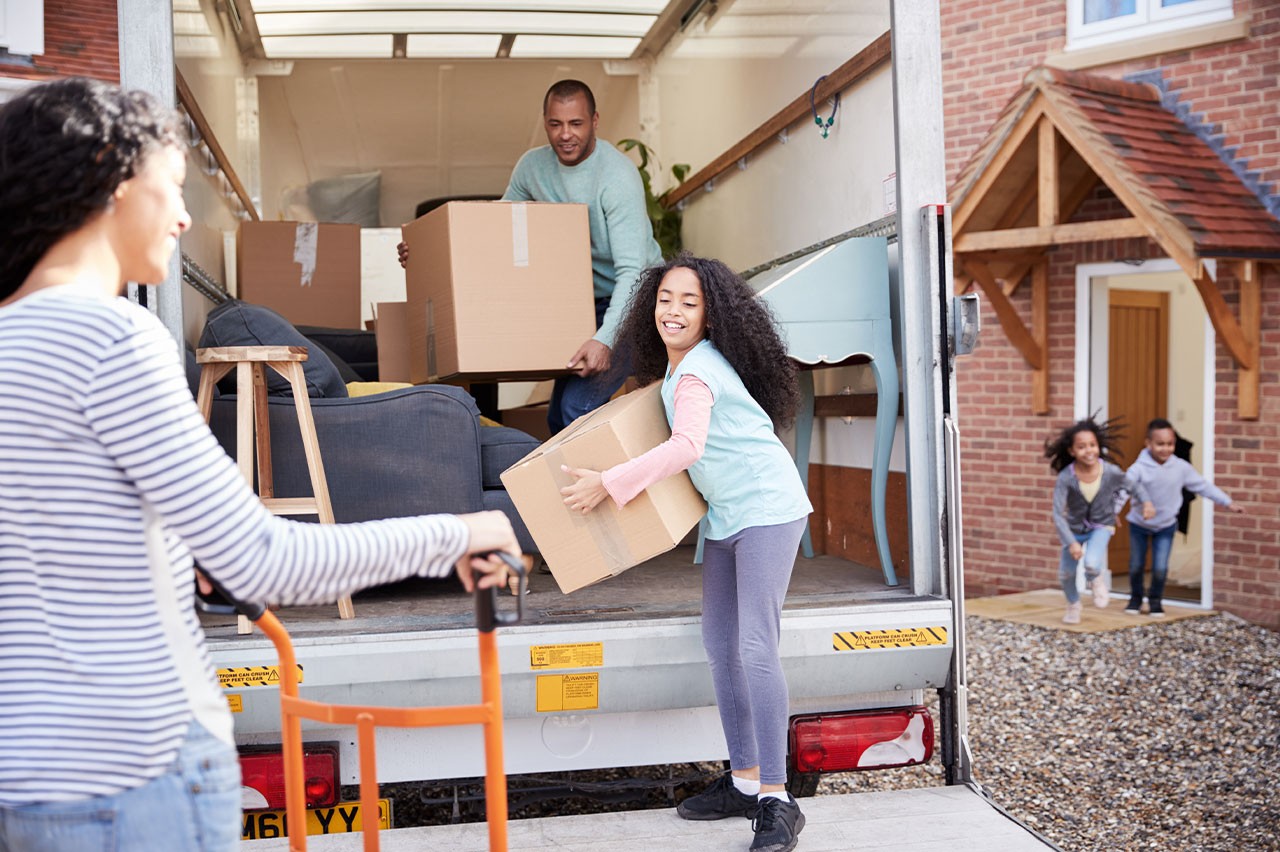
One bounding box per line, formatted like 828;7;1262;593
240;799;392;841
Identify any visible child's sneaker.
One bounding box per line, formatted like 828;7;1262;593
1090;575;1110;608
750;794;805;852
1123;605;1142;615
676;773;757;821
1147;600;1165;618
1063;601;1082;624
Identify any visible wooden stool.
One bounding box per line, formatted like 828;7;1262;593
195;345;355;634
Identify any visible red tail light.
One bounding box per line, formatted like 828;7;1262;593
790;706;933;773
239;743;340;810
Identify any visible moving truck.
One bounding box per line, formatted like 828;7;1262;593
17;0;1054;846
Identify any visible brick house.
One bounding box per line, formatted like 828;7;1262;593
0;0;119;84
941;0;1280;628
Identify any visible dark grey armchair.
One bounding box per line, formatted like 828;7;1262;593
192;300;540;555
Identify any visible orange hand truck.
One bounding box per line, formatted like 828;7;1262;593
199;554;527;852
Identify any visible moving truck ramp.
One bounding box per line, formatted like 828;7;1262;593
241;786;1061;851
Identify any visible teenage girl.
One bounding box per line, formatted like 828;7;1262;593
560;255;811;852
1044;417;1154;624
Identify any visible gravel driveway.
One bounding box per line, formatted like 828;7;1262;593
819;612;1280;851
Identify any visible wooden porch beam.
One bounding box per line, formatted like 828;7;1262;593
1189;270;1255;371
1238;260;1260;420
962;259;1044;370
1038;118;1057;228
954;217;1149;252
953;102;1047;235
1031;260;1049;414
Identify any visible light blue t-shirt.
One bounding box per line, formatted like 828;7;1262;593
662;340;813;540
503;140;663;348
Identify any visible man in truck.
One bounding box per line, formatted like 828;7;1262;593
400;79;662;434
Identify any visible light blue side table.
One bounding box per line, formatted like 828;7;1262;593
694;237;899;587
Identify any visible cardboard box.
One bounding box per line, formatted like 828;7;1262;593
401;201;595;382
374;301;412;383
237;221;361;329
501;384;706;594
500;404;552;442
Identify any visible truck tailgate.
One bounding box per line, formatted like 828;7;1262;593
241;786;1060;851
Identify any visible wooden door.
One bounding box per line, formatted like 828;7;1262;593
1106;289;1169;581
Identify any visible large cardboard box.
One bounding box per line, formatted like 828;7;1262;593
501;384;706;594
237;221;361;329
401;201;595;382
374;301;411;383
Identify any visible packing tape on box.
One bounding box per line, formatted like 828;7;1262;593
511;203;530;268
544;446;634;572
293;222;319;287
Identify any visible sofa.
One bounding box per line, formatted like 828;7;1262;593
191;300;540;555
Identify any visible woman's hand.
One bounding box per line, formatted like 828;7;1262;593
455;511;520;592
560;466;609;514
1068;542;1084;561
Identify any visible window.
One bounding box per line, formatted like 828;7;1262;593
0;0;44;57
1067;0;1233;50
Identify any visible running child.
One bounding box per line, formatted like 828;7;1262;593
559;254;812;852
1045;417;1154;624
1123;418;1244;616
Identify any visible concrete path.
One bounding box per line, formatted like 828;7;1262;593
242;786;1058;851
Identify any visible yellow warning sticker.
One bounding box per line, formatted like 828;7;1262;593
226;694;243;713
216;665;304;690
530;642;604;670
536;673;599;712
833;626;949;651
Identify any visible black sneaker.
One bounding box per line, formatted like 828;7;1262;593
676;773;757;820
750;795;805;852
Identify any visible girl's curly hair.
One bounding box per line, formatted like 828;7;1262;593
1043;413;1126;473
0;77;183;299
615;253;801;428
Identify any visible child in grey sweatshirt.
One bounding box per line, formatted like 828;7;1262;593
1046;417;1153;624
1123;419;1244;616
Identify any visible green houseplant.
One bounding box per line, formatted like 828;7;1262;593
618;138;690;259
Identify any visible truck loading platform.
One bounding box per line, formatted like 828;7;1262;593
242;785;1059;851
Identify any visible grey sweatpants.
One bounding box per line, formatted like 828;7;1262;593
700;517;807;786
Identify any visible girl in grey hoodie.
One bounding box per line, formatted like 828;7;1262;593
1123;419;1244;616
1045;417;1153;624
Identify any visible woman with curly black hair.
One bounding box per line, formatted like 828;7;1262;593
0;78;516;851
1044;415;1154;624
560;254;811;852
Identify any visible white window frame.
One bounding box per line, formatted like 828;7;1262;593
0;0;44;57
1066;0;1234;51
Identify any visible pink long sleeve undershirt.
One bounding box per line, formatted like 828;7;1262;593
601;374;712;508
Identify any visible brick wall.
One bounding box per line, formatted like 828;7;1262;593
943;0;1280;628
1;0;119;83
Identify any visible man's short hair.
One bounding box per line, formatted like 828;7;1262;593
543;80;596;116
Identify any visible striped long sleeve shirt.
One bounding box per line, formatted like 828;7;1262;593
0;285;469;805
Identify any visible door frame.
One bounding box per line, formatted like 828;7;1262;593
1073;259;1217;610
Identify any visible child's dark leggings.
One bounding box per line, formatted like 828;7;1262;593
700;517;807;787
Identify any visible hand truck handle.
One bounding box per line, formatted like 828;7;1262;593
475;551;527;633
193;570;268;621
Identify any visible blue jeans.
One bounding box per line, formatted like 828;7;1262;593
1059;527;1112;604
1128;522;1177;612
547;297;631;434
0;721;241;852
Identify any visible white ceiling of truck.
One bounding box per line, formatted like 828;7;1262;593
213;0;886;61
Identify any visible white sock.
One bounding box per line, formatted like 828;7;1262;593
731;775;761;796
759;791;790;803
